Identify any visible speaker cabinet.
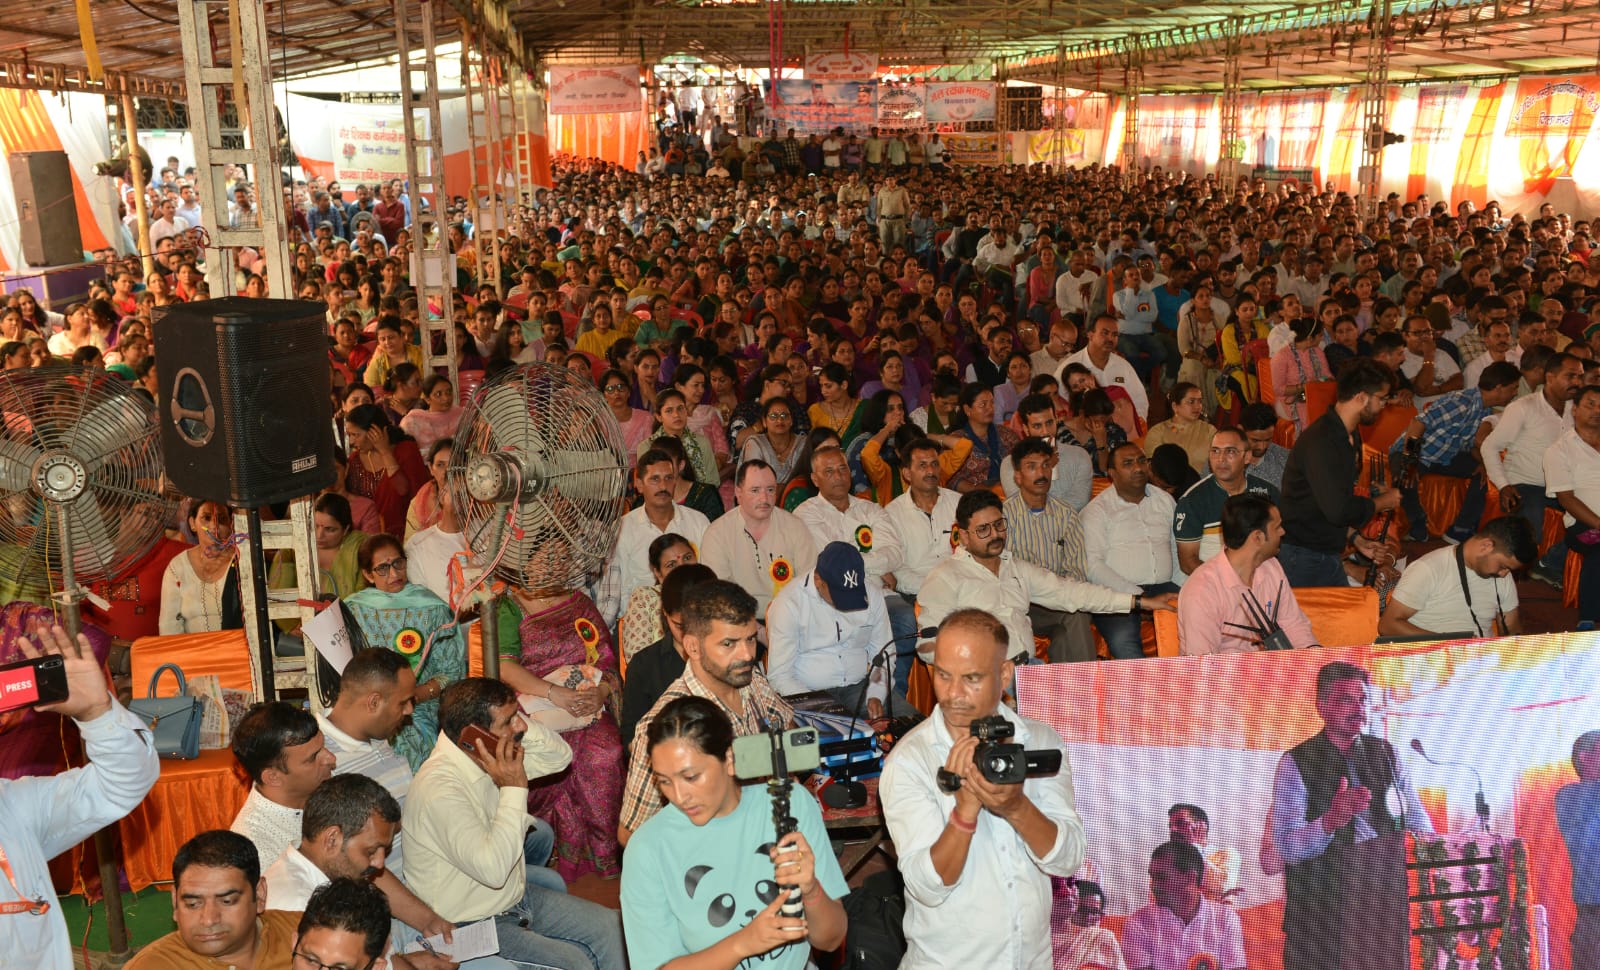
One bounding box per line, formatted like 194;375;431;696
154;297;335;506
9;150;83;267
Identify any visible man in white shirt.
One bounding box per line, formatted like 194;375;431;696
880;609;1086;970
1057;314;1149;421
1122;842;1246;970
0;626;158;968
230;701;337;868
1054;249;1098;319
796;446;915;642
884;441;962;687
1380;516;1532;639
404;678;622;969
915;489;1171;665
1000;394;1094;511
766;542;912;719
700;459;817;624
148;197;191;247
1081;443;1181;659
1483;350;1581;584
595;449;710;626
1546;384;1600;624
1399;313;1463;409
1461;319;1522;391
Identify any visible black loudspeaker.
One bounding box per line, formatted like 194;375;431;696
153;297;335;506
10;150;84;267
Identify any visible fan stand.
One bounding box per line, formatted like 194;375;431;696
479;592;501;679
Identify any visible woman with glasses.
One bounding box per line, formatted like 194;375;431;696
600;367;654;467
343;533;463;770
739;395;807;489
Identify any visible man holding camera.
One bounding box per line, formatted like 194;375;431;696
880;608;1085;970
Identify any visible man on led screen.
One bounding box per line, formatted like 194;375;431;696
1269;661;1432;970
1556;729;1600;968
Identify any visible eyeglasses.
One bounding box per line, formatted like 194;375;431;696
370;557;407;576
970;519;1008;540
765;411;791;420
602;383;627;392
294;950;375;970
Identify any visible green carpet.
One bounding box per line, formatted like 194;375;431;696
58;886;176;954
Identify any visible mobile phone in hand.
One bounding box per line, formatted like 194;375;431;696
457;723;500;754
0;655;69;713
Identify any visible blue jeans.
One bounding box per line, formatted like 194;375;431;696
494;886;624;970
525;821;566;894
1513;483;1566;572
886;591;918;696
1092;582;1179;660
1278;542;1350;588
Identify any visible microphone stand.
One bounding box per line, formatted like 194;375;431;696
1411;739;1492;832
822;626;934;810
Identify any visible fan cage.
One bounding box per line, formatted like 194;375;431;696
445;362;630;591
0;367;175;587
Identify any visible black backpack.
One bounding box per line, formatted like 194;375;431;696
839;868;907;970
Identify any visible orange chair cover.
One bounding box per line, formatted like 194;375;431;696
1295;586;1380;647
1302;381;1337;424
129;630;255;697
1565;551;1581;611
1153;610;1180;657
1360;404;1417;451
1542;507;1565;558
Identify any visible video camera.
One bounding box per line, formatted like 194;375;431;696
936;715;1062;793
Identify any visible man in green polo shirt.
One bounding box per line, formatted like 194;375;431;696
1175;427;1280;576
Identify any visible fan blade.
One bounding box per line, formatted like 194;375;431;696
544;450;628;504
477;383;536;458
0;435;41;493
58;491;120;576
70;392;156;473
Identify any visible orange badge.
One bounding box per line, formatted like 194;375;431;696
770;557;793;585
393;627;424;656
854;524;873;551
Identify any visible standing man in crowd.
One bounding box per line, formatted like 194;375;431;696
881;609;1085;969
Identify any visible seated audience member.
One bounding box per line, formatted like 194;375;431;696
620;562;717;746
1391;361;1520;543
1174;428;1280;575
262;774;465;967
1081;443;1183;659
403;486;467;603
699;459;818;622
617;531;700;663
766;541;913;718
292;878;395;970
620;697;849;969
880;609;1085;969
1547;384;1600;625
127;830;300;969
1002;437;1097;663
1000;392;1094;510
1380;515;1534;639
1239;401;1290;489
596;447;711;629
1167;803;1242;903
230;702;338;869
403;678;623;969
916;489;1170;665
1122;841;1247;970
1143;382;1217;476
1051;877;1127;970
619;579;794;844
795;445;916;642
1178;494;1316;655
0;625;158;966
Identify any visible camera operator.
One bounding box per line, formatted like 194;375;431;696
0;625;158;965
880;608;1085;970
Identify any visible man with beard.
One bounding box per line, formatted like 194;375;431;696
617;580;794;844
1270;661;1431;970
1277;359;1402;587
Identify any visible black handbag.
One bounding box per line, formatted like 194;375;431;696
128;663;204;760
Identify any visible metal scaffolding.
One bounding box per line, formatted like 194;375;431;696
177;0;321;705
462;34;507;296
1120;43;1142;183
1216;18;1244;194
1358;0;1395;220
395;0;459;392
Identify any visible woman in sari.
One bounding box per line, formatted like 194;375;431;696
493;544;625;881
404;438;453;541
343;533;464;771
1218;294;1271;417
947;384;1020;493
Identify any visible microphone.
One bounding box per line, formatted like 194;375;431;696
822;625;937;810
1410;739;1491;832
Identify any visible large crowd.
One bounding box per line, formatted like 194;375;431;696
5;128;1600;970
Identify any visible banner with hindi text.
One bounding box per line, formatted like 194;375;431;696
331;107;412;185
925;82;996;124
805;51;878;80
769;79;878;133
548;65;642;115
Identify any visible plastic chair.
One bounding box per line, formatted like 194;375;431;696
1256;360;1276;405
1360;404;1418;451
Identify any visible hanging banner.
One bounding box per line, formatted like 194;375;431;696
942;133;999;165
1241;91;1326;172
769;79;878;132
1134;94;1214;174
1505;75;1600;195
925;82;996;124
331;107;411;185
805;51;878;80
1054;93;1110;131
1025;129;1087;165
547;64;642;115
877;83;926;129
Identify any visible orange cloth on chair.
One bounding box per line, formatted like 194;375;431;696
1303;381;1337;425
1360;405;1417;451
1256;360;1276;405
120;631;256;891
1565;551;1582;611
908;658;935;716
1543;507;1565;558
1153;587;1374;654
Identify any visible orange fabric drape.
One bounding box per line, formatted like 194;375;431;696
548;111;649;171
0;88;112;268
1452;83;1504;210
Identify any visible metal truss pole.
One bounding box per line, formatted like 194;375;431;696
1121;43;1142;185
395;0;458;391
1358;0;1393;221
1216;18;1243;195
461;35;504;297
178;0;320;706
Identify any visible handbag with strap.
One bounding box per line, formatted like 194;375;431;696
128;663;204;760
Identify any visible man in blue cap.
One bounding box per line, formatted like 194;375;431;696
765;541;916;720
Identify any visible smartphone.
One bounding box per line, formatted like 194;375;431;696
732;728;821;780
457;723;501;754
0;655;70;713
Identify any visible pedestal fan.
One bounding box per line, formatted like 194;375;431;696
0;366;177;960
444;362;630;674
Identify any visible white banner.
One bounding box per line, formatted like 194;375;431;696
548;65;642;115
805;51;878;80
331;107;412;185
926;82;997;123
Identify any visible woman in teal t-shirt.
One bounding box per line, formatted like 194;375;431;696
620;696;848;969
